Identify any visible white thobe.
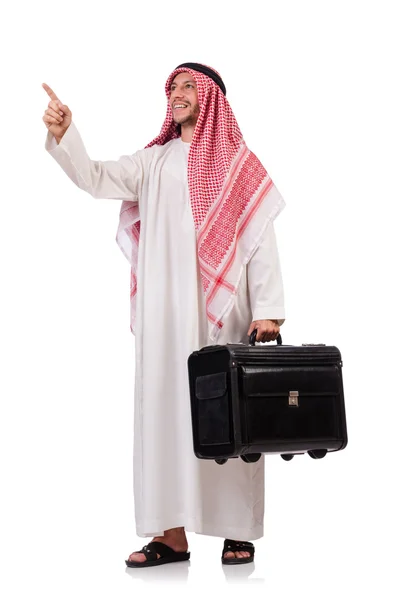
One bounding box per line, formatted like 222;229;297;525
45;122;285;540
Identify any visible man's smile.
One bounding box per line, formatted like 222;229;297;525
173;103;189;111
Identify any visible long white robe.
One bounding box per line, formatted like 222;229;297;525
45;123;285;540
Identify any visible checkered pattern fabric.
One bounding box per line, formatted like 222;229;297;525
116;65;285;340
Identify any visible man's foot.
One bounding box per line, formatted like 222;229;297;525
127;527;188;564
222;539;254;562
223;546;251;559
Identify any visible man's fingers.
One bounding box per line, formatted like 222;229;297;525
43;114;61;125
59;103;71;116
256;328;279;343
43;84;70;114
48;100;63;114
248;320;280;342
47;98;71;118
247;323;256;336
45;107;63;123
42;83;60;102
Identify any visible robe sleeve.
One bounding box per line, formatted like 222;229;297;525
247;221;286;326
45;122;142;202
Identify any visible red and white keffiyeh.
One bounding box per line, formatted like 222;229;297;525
116;65;285;341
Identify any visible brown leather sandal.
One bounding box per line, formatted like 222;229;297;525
222;539;255;565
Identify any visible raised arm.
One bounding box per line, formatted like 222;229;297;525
42;83;142;201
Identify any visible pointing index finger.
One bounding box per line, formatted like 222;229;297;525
42;83;61;104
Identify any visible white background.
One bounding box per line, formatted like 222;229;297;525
1;0;396;598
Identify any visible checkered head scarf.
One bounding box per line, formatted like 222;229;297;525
116;63;285;341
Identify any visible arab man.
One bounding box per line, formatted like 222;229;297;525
43;62;286;567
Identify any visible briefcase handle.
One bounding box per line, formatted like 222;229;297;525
249;329;283;346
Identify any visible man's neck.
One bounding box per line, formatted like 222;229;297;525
181;123;195;143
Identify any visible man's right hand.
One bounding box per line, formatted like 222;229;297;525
42;83;72;143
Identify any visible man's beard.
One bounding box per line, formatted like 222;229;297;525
173;103;200;126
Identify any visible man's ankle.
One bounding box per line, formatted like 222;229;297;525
163;527;185;536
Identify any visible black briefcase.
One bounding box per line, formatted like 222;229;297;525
187;332;347;464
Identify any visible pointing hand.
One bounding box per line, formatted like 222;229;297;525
42;83;72;142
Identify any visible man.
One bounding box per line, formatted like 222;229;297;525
43;63;286;567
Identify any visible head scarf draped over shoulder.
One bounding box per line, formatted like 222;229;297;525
117;63;285;341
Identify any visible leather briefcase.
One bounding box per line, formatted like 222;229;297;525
187;332;348;464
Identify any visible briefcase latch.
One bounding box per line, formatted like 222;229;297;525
289;391;299;407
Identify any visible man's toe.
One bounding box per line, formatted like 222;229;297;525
128;550;161;562
128;552;147;563
229;551;250;559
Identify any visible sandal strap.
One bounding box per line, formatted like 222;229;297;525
140;541;179;561
223;539;255;555
139;543;158;562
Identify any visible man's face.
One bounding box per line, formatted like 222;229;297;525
169;72;199;127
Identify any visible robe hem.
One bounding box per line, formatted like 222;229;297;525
136;517;264;541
